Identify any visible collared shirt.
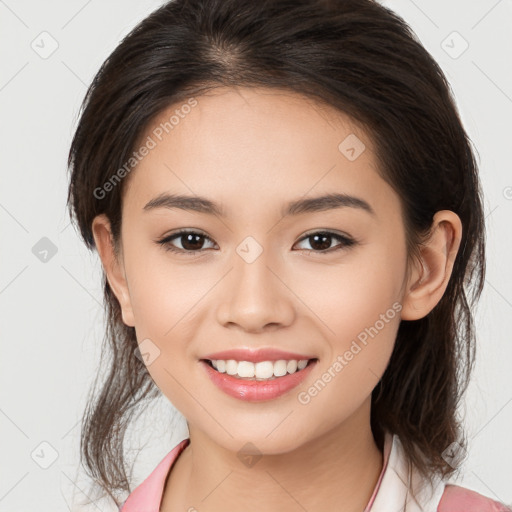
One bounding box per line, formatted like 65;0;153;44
119;431;510;512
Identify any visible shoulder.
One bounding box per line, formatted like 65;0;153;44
438;484;511;512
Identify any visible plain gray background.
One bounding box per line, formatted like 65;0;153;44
0;0;511;510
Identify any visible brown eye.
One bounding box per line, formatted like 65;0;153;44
157;230;216;254
294;231;356;254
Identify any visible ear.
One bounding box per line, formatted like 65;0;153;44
91;214;135;327
401;210;462;321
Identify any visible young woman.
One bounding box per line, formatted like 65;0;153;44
66;0;510;510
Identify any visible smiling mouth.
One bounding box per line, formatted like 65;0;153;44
200;358;318;381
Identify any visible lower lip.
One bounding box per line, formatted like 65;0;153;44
200;359;318;402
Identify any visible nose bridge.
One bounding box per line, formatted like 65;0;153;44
216;235;295;331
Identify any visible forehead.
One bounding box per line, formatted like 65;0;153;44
122;86;397;221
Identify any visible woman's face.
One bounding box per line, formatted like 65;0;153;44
102;86;413;453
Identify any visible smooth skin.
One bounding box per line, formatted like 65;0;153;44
92;86;462;512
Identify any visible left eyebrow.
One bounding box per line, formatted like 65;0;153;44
282;192;376;218
142;192;376;218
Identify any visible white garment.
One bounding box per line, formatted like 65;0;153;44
370;433;445;512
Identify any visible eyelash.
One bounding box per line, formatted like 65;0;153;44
156;229;357;256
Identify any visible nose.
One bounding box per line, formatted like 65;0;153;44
215;246;295;334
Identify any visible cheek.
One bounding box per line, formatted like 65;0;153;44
292;249;404;394
125;259;199;408
292;265;401;429
123;240;201;337
295;248;404;340
121;245;212;398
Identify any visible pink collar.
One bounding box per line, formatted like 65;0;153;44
120;438;190;512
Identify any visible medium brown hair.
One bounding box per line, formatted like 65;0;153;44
66;0;485;506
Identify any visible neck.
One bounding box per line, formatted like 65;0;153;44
162;397;383;512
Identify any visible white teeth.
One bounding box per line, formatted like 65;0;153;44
287;360;298;373
225;359;238;375
297;359;308;370
273;360;287;377
210;358;312;380
255;361;274;379
237;360;255;378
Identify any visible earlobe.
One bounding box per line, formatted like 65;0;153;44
401;210;462;321
91;214;135;327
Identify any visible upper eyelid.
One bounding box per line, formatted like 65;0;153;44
160;228;353;240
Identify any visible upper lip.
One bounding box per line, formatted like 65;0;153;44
201;348;317;363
